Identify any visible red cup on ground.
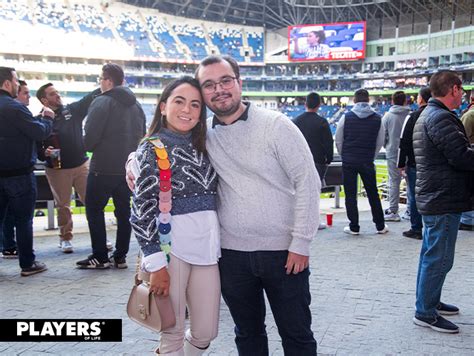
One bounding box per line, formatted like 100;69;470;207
326;213;333;226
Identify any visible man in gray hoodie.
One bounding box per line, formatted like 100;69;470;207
335;89;387;235
382;91;410;221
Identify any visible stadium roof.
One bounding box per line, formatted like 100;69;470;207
120;0;473;29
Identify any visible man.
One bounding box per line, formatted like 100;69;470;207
127;55;320;354
199;56;319;355
0;67;54;276
36;83;100;253
293;92;333;186
382;91;410;222
17;80;30;106
335;89;387;235
293;91;333;229
398;87;431;240
413;70;474;333
76;63;145;269
1;80;30;258
459;91;474;231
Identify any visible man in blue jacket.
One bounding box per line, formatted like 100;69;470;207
0;67;54;276
0;80;31;258
412;71;474;333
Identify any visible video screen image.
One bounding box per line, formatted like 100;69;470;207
288;21;366;62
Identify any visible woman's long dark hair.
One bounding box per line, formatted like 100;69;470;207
145;76;207;153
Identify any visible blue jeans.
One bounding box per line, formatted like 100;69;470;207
0;205;16;251
85;173;131;261
0;173;37;268
219;249;317;356
415;213;461;318
405;166;423;232
460;210;473;226
342;163;385;232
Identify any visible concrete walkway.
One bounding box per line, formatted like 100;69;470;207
1;199;473;355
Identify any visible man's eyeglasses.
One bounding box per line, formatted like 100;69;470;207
201;76;237;94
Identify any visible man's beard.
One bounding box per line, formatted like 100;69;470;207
210;97;241;118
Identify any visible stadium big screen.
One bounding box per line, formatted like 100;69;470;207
288;21;366;62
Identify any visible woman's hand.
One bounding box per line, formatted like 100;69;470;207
149;267;170;297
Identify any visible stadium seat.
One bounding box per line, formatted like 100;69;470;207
326;34;346;47
340;40;364;50
353;32;364;41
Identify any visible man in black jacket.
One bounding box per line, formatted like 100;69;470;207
412;71;474;333
0;67;54;276
77;63;146;269
397;87;431;240
293;92;333;186
36;83;100;253
294;92;333;229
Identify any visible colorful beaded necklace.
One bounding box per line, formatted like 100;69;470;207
147;137;172;259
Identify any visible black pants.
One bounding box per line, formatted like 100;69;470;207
85;173;131;261
342;162;385;232
219;249;317;356
315;163;328;188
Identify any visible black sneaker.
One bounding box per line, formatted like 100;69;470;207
459;223;474;231
76;255;110;269
403;229;422;240
110;256;128;269
2;248;18;259
436;302;459;315
413;315;459;333
21;261;47;277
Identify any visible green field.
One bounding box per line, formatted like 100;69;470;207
38;162;392;216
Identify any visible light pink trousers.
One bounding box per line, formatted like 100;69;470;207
159;254;221;354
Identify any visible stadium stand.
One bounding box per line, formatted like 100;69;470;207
0;0;472;124
71;3;114;39
208;25;245;61
173;24;209;60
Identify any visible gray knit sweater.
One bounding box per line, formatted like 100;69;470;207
207;103;320;256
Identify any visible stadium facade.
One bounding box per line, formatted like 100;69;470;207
0;0;472;121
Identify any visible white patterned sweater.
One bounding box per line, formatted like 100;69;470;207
130;128;219;272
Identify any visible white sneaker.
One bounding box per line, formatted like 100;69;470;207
318;223;327;230
106;240;113;251
401;210;411;221
61;240;74;253
377;225;389;234
384;209;401;222
343;226;359;235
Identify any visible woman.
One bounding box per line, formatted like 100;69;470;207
294;30;330;59
130;76;220;356
305;30;330;59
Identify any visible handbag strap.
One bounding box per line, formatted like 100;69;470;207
135;136;173;284
147;137;172;253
